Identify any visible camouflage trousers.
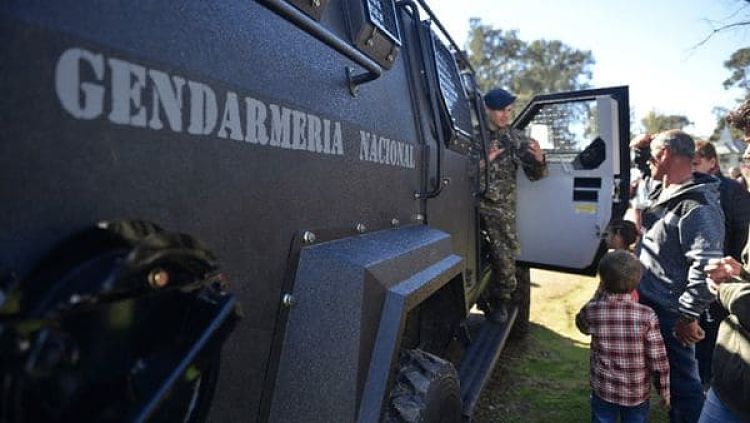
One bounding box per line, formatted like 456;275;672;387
480;213;519;302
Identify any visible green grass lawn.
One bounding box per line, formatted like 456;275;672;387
474;270;670;422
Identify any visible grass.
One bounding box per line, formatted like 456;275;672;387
474;269;669;422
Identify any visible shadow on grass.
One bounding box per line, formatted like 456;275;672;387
473;322;669;423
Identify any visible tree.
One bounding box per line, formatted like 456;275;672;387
690;1;750;136
717;2;750;97
466;19;525;95
466;18;594;106
511;39;594;106
641;110;692;133
723;47;750;93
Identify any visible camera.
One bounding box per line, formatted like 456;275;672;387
633;146;651;177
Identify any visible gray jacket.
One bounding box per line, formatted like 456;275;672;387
637;173;725;318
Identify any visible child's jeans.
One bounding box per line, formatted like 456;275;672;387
591;392;649;423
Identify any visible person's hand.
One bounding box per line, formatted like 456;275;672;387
705;256;742;293
660;392;671;410
526;138;544;163
629;133;653;150
673;318;705;346
575;310;590;334
488;145;505;162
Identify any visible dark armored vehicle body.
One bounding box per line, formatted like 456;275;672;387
0;1;630;421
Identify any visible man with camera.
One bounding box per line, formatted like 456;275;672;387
634;130;725;423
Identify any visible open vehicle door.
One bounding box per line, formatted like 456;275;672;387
513;86;630;275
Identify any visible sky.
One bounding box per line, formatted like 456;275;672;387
427;0;749;137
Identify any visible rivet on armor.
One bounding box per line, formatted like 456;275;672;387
17;339;30;353
148;268;170;288
302;231;316;244
282;293;296;307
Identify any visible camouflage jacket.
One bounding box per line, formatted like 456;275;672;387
479;127;547;218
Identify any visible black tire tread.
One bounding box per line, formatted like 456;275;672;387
384;349;461;423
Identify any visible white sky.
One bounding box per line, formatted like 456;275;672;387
427;0;749;137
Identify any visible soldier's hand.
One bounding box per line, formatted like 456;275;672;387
488;145;505;162
526;138;544;163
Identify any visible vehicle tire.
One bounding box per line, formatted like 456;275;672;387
384;349;462;423
509;264;531;340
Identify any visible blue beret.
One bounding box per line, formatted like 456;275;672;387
483;88;517;110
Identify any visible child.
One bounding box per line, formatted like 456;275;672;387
604;219;640;301
604;219;639;252
575;250;670;422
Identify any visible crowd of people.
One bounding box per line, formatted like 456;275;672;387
478;86;750;423
576;102;750;423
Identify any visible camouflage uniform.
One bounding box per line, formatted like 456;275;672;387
480;127;546;303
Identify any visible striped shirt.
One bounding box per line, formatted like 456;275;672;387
576;291;670;406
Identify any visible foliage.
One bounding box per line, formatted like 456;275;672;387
712;1;750;133
466;18;594;107
723;47;750;93
640;110;692;133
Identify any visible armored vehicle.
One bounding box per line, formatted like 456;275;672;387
0;0;630;421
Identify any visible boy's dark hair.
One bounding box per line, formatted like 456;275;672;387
606;219;638;248
598;250;642;294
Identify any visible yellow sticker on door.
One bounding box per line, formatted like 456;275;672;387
575;204;597;214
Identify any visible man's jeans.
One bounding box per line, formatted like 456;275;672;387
591;393;649;423
640;296;705;423
698;388;750;423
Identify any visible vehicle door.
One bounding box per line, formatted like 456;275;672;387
513;87;630;275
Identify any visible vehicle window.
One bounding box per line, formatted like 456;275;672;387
525;100;599;165
432;31;473;149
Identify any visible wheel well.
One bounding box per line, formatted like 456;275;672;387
399;274;465;358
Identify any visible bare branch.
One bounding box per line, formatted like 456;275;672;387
693;20;750;48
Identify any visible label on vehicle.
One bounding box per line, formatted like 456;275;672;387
575;204;597;214
53;46;416;169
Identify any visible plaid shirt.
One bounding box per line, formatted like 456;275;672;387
576;290;670;406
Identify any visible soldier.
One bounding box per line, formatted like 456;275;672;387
479;88;547;323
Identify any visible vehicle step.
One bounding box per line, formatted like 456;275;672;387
457;306;518;418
